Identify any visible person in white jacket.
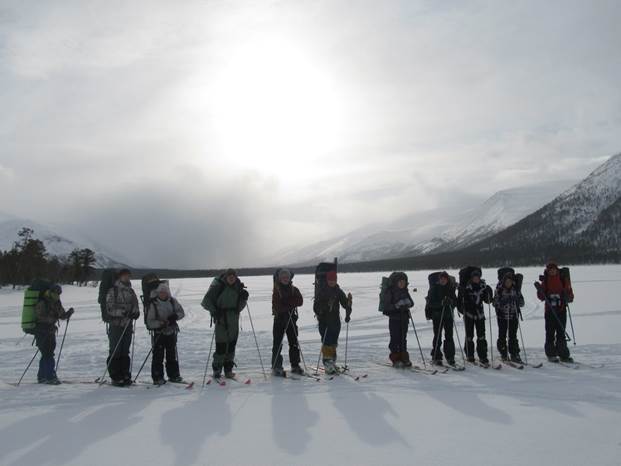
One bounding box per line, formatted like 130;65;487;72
145;282;185;385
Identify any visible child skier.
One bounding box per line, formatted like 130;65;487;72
201;269;249;379
458;267;493;366
145;282;185;385
534;262;574;363
493;271;524;363
271;268;304;377
425;271;457;366
313;269;352;375
381;272;414;367
34;284;74;384
105;268;140;386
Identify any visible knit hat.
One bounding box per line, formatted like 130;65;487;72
546;262;559;270
224;268;237;277
156;282;170;296
278;269;292;280
119;268;131;276
439;271;449;280
326;270;337;282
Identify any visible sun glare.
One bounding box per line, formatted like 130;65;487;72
208;40;346;180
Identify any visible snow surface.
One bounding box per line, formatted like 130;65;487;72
1;266;621;466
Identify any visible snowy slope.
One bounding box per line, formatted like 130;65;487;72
276;180;573;266
0;212;130;268
477;153;621;252
1;266;620;466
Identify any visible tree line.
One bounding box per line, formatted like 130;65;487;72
0;228;97;288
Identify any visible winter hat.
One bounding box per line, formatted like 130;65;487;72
439;271;449;280
156;283;170;296
546;262;559;271
278;269;292;280
224;268;237;277
470;269;482;278
326;270;338;282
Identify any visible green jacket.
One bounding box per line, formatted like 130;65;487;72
201;275;249;318
314;285;351;322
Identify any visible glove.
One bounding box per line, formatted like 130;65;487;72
131;310;140;320
240;289;249;302
65;308;75;318
425;306;432;321
345;313;351;323
168;314;178;324
534;282;543;292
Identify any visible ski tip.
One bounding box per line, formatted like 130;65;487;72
244;379;251;385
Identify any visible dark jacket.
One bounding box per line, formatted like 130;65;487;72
425;284;457;320
201;275;249;319
493;285;524;320
35;295;70;332
383;286;414;319
314;285;351;322
458;281;493;320
272;282;303;317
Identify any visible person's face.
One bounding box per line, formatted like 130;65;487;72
548;267;558;276
397;279;406;289
439;276;448;286
119;273;131;284
504;278;513;288
472;275;481;284
279;275;291;286
158;290;169;300
327;279;337;288
226;274;237;285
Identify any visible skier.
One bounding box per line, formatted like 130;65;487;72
534;262;574;363
145;282;185;385
381;272;414;367
34;284;74;384
105;268;140;386
425;271;457;366
493;270;524;363
201;269;249;379
271;268;304;377
313;269;352;374
458;268;493;365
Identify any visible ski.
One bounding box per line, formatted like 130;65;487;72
446;363;466;372
207;377;227;387
466;360;501;370
226;376;252;385
522;362;543;369
499;360;524;370
338;366;368;381
376;362;440;375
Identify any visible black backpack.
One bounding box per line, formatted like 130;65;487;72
459;266;482;289
428;272;456;289
314;261;337;299
98;269;118;322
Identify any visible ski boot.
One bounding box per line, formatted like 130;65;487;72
393;360;405;369
123;377;133;387
213;369;223;380
401;352;413;368
432;359;444;367
446;359;456;367
111;379;126;387
560;356;574;363
291;365;304;375
169;376;185;384
153;378;167;386
324;359;338;375
272;367;286;378
510;354;523;364
479;358;490;367
45;377;62;385
547;356;560;363
466;357;476;364
224;371;236;379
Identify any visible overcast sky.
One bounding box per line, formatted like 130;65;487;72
1;0;620;268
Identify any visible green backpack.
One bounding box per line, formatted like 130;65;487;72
21;279;52;334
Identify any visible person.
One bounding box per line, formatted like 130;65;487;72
493;270;524;363
381;272;414;367
271;268;304;377
145;282;185;385
34;284;74;384
313;270;352;374
201;269;249;379
458;268;493;365
425;271;457;366
105;268;140;386
535;262;574;363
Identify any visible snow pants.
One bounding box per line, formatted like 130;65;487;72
318;317;341;362
108;324;133;382
496;318;519;358
431;312;455;362
464;316;488;361
213;310;239;374
389;314;409;354
272;312;300;369
151;332;180;381
545;309;570;359
35;326;57;382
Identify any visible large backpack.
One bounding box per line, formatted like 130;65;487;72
314;261;337;299
559;267;571;288
498;267;523;291
428;272;456;289
459;266;482;289
378;272;408;314
21;279;52;334
141;273;163;325
98;269;118;321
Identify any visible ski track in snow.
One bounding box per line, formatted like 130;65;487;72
1;266;621;466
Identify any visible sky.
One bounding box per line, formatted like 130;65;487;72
0;0;620;268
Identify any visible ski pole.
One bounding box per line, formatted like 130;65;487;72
98;319;131;385
130;320;136;374
452;310;466;366
201;329;216;389
17;348;39;386
487;303;495;365
432;304;446;363
292;308;309;374
55;314;71;373
566;304;576;346
273;311;294;370
409;311;427;369
246;303;267;380
517;317;528;365
315;325;329;375
549;306;572;342
344;321;350;370
133;332;161;383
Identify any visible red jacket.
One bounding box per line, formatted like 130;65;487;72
272;283;303;316
536;272;573;312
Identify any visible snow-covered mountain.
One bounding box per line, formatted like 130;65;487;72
0;212;131;268
275;180;575;266
476;153;621;253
